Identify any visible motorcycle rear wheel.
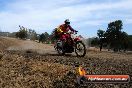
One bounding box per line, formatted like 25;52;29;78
75;41;86;57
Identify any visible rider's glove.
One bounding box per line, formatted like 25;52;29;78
75;30;78;32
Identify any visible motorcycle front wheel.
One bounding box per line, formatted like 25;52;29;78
57;43;65;55
75;41;86;57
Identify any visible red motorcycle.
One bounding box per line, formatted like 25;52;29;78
54;31;86;57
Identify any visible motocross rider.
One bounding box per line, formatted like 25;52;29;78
57;19;77;41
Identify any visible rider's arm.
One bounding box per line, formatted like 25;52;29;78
68;25;78;32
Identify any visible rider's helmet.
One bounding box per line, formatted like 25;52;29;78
64;19;70;25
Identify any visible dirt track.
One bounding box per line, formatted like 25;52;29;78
4;37;54;53
0;37;132;88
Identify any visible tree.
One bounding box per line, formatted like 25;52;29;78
97;29;105;39
16;26;27;39
96;20;129;52
39;33;46;43
27;29;38;40
97;29;105;51
50;28;59;43
128;35;132;51
44;32;50;43
105;20;123;51
119;32;129;52
90;37;99;47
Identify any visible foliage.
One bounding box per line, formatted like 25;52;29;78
105;20;128;51
16;26;27;39
90;37;99;47
39;32;50;43
50;28;59;43
27;29;38;40
39;33;46;43
128;35;132;50
97;29;105;39
97;29;106;51
96;20;130;51
15;26;38;40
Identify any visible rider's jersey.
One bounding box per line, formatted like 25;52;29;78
57;24;75;33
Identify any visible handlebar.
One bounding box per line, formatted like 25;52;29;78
75;30;78;33
63;30;78;35
75;31;78;34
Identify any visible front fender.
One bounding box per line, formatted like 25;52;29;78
74;37;81;42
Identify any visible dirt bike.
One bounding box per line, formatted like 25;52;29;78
54;31;86;57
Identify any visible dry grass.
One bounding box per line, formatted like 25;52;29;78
0;37;132;88
0;52;74;88
0;53;3;59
